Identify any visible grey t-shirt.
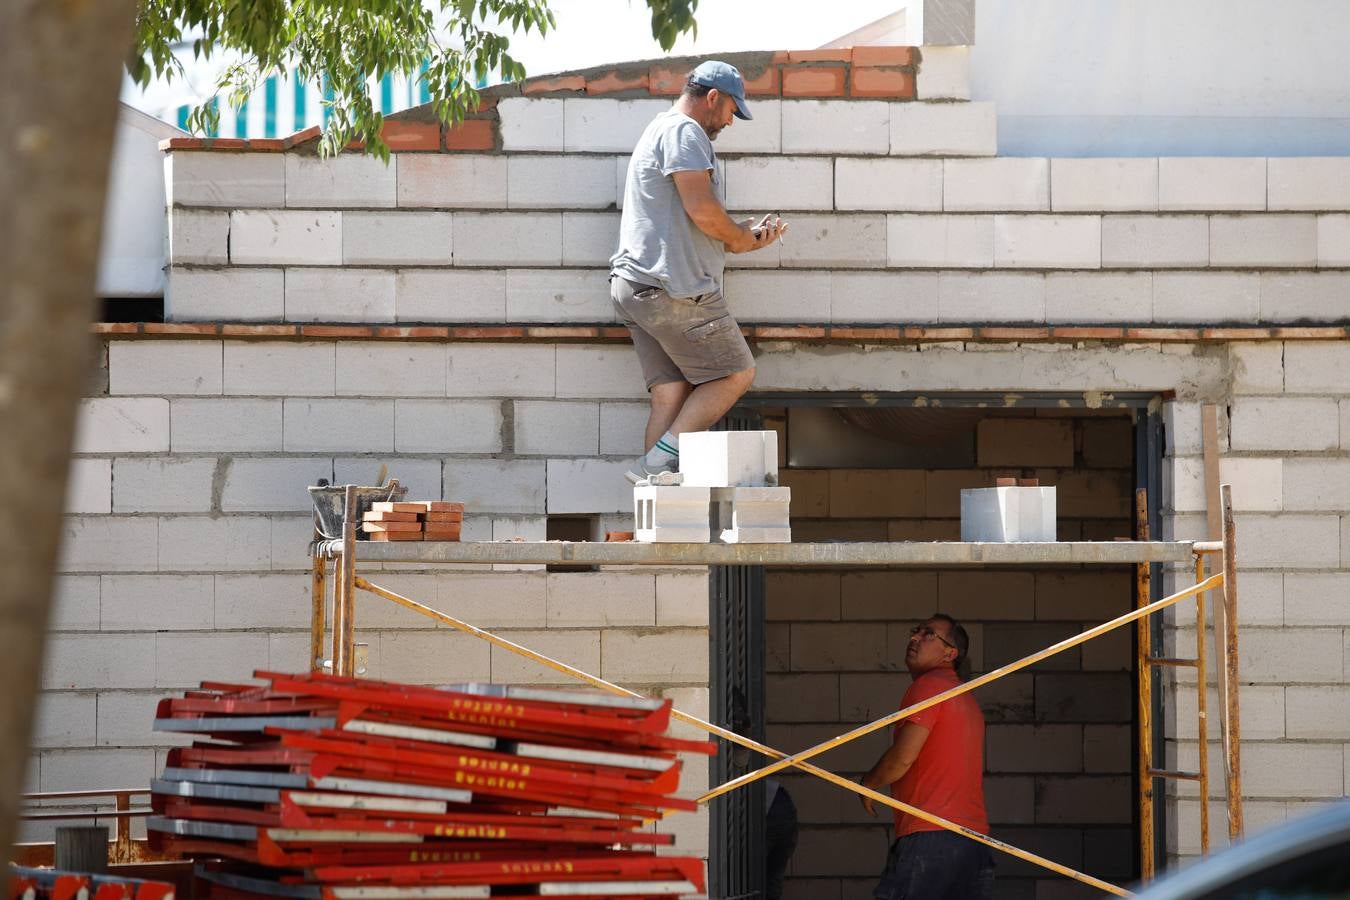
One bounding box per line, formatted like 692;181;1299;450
610;109;723;299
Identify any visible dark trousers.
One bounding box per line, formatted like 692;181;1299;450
873;830;994;900
764;788;798;900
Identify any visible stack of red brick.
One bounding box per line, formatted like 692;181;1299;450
362;501;464;541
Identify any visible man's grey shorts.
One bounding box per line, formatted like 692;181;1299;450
610;276;755;390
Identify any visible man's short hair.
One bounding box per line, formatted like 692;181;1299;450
682;78;713;100
929;612;970;676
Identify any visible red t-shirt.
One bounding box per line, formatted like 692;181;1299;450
891;666;989;838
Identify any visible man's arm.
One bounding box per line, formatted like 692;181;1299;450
859;723;931;818
672;169;784;253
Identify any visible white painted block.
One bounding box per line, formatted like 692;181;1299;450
515;401;600;455
944;158;1048;211
599;403;650;456
711;486;791;543
219;457;333;513
1267;158;1350;211
223;341;335;396
562;212;622;266
214;573;311;629
1151;272;1259;324
397;154;507;208
937;272;1045;323
158;515;272;571
782;100;889;155
554;345;647;399
336;343;447;397
112;457;216;513
781;214;886;268
447;343;556;397
95;692;178;747
1228;341;1284;394
546;458;631;514
101;574;214;630
444;458;546;515
886;214;992;267
916;46;971;100
830;271;940;324
167;152;284;208
1210;214;1317;267
283;398;394;452
508;155;616;209
1280;458;1350;511
166;268;284;322
714;100;782;153
889;101;996;156
57;517;159;574
1316;214;1350;265
1260;272;1350;322
505;269;614;323
168;209;229;265
600;629;708;683
993;215;1102;268
286;153;396;208
65;459;111;514
394;399;503;454
109;340;223;396
43;634;157;690
1159;158;1266;211
342;211;453;265
725;157;833;212
32;694;97;749
230;210;341;265
635;485;711;543
1101;215;1208;268
396;269;506;322
563;99;669;153
836;159;942;212
497;97;565;151
960;487;1057;542
1050;158;1158;212
171;398;283;452
285;267;395;322
74;398;169;453
1044;273;1152;324
679;431;778;487
1231;397;1338;451
722;270;828;323
154;633;270;689
452;212;562;266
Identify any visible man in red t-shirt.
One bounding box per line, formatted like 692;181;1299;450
860;613;993;899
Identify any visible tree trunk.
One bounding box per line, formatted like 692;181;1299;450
0;0;141;881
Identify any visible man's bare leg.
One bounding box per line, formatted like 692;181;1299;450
646;380;693;450
667;367;755;435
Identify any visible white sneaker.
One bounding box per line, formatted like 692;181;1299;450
625;459;683;486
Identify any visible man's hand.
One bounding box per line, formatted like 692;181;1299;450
860;779;879;818
736;213;788;253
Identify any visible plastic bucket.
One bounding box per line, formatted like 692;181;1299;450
309;481;409;540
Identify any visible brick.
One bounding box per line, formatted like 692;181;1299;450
938;571;1035;620
446;343;556;397
222;341;334;396
849;67;914;99
561;212;621;266
1036;672;1132;721
1169;456;1283;512
1259;272;1350;322
396;154;506;208
1231;397;1337;451
1210;214;1317;267
506;155;616;210
452;212;561;266
158;515;272;571
167;151;284;208
713;100;782;154
1285;343;1350;392
390;399;501;454
505;269;613;323
586;69;648;94
171;399;282;452
600;629;709;683
943;158;1048;211
766;572;841;621
1267;157;1350;210
545;458;630;514
1050;159;1158;212
1242;741;1344;798
889;101;996;157
285;153;395;207
545;572;655;627
656;571;710;626
153;632;271;688
230;210;340;265
1151;272;1259;324
109;340;223;397
1159;158;1266;211
937;272;1045;323
780;214;885;268
561;99;668;153
514;401;599;455
74;398;169;453
554;345;647;399
782;101;889;154
395;269;507;323
1100;215;1207;268
283;398;393;452
497;97;564;151
789;622;890;672
986;724;1082;773
168;209;229;264
780;67;846;98
489;629;599;685
1043;272;1152;324
838;670;915;722
341;211;452;265
769;673;840;724
285;267;395;322
335;343;446;397
219;457;331;513
830;271;939;324
43;634;156;689
835;158;941;212
65;459;111;514
885;214;991;267
100;573;214;630
112;458;216;513
166;267;284;322
993;215;1101;269
598;402;649;456
915;45;970;100
725;157;833;212
1235;514;1341;568
443;458;544;514
826;469;924;519
1037;776;1132;824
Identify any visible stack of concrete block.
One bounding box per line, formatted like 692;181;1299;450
959;478;1057;542
634;431;790;543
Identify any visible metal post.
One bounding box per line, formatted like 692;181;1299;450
1194;554;1210;854
310;553;327;672
1220;484;1243;840
1135;489;1154;880
333;485;358;677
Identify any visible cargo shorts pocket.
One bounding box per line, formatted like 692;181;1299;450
683;314;745;368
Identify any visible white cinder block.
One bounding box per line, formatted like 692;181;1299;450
1168;456;1283;512
65;459;111;514
158;516;272;572
889;101;996;157
171;399;283;452
167;152;284;208
74;398;169;453
96;693;178;747
1285;573;1350;626
600;629;708;683
112;457;217;513
711;486;791;543
270;516;317;570
166;268;284;322
505;269;614;323
944;158;1049;212
1151;272;1259;324
961;487;1056;542
395;399;502;454
1316;214;1350;265
563;99;669;153
1101;216;1208;268
168;209;229;264
993;215;1101;269
836;159;942;212
283;398;394;452
599;403;650;455
781;214;885;268
498;97;565;151
723;270;828;323
1210;215;1317;267
1268;158;1350;210
488;629;599;685
230;210;341;265
916;46;971;100
714;100;782;153
396;269;506;323
335;343;447;398
725;157;833;212
1228;341;1284;394
508;155;616;209
1044;273;1152;324
101;574;214;630
887;214;993;268
656;572;711;626
546;458;631;514
214;573;310;629
154;633;270;689
1285;343;1350;393
830;271;940;324
223;341;335;396
342;211;453;265
110;341;223;396
447;343;556;398
1159;158;1266;211
43;634;157;690
219;457;333;513
285;153;396;208
1281;458;1350;512
679;431;778;487
1050;159;1158;212
554;345;647;399
397;154;507;208
452;212;562;266
545;572;656;627
937;272;1045;323
563;213;621;266
57;517;159;574
1235;514;1340;568
32;694;97;749
635;485;712;543
444;458;546;515
515;401;600;455
1231;397;1338;451
333;457;440;505
285;268;395;323
782;100;888;155
1260;272;1350;322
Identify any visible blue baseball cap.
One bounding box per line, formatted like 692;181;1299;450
689;60;752;120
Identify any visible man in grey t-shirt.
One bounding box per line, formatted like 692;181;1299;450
610;60;787;485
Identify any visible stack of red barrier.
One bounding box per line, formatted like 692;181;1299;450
149;671;714;899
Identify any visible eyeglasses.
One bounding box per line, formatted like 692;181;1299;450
910;625;957;650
